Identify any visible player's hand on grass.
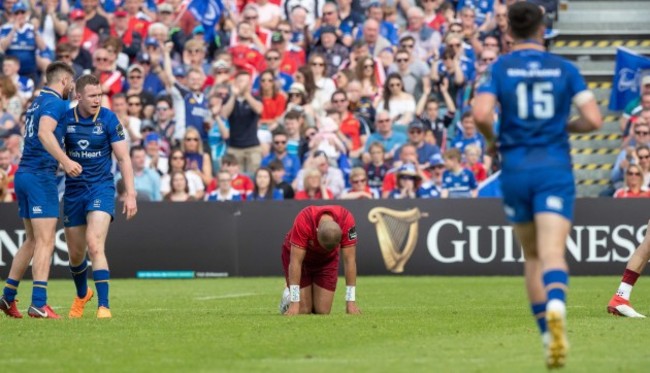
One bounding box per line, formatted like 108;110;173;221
64;160;83;177
123;194;137;220
284;302;300;316
346;301;361;315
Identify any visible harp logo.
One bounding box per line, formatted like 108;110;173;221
368;207;428;273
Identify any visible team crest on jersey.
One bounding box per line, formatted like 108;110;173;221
92;125;104;135
189;98;196;104
78;139;90;150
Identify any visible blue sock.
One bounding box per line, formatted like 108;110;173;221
531;302;548;334
32;281;48;308
543;269;569;304
3;278;20;302
93;270;110;308
70;260;89;298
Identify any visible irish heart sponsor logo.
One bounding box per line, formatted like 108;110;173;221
78;139;90;150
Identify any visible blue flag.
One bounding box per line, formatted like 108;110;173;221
477;171;502;198
609;48;650;111
187;0;223;42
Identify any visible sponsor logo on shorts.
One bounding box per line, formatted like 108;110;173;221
546;196;564;211
93;199;101;208
32;206;42;214
63;215;69;223
504;205;515;218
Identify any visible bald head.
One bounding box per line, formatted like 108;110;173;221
318;220;342;251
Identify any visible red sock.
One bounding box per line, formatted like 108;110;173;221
622;269;641;286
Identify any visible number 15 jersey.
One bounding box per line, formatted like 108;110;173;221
476;49;588;172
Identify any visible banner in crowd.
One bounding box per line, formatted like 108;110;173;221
609;47;650;111
1;199;648;278
187;0;223;42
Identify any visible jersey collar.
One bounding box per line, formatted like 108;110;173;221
73;106;101;123
40;86;62;99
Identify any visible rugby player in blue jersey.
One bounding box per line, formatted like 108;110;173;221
0;62;80;319
473;2;602;369
63;74;137;319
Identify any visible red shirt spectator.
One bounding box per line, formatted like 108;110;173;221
295;188;335;200
614;188;650;198
261;94;287;121
339;112;362;151
466;162;487;183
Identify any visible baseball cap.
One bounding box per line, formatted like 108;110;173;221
141;121;156;132
12;2;28;13
114;9;128;17
212;60;230;71
367;2;381;8
642;75;650;86
271;31;284;44
397;163;421;179
408;120;425;131
193;25;205;35
428;153;444;167
158;3;173;13
70;9;85;20
127;64;144;74
137;52;151;63
320;25;337;36
144;133;161;145
144;37;159;48
173;65;187;77
288;83;306;95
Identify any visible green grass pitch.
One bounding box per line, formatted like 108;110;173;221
1;276;649;372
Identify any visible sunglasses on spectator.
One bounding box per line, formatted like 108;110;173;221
323;11;335;16
266;56;280;61
185;137;199;142
449;43;461;48
289;93;302;98
636;131;650;136
396;58;408;63
311;62;325;67
484;43;498;47
14;10;26;15
639;154;650;159
627;171;641;176
278;29;291;34
401;43;414;49
352;178;366;184
171;156;184;160
332;98;347;104
409;129;423;134
377;119;391;123
94;57;109;62
156;106;169;111
364;64;374;69
400;176;417;181
481;58;496;63
244;15;258;20
128;102;142;106
58;54;71;59
274;140;287;145
129;75;142;79
390;83;402;88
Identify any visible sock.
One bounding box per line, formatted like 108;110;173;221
617;269;640;300
543;269;569;304
70;260;89;299
93;270;110;308
531;302;548;334
2;278;20;302
32;281;48;308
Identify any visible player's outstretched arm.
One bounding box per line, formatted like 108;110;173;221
342;245;361;315
112;140;138;220
285;246;306;316
38;116;82;177
567;91;603;133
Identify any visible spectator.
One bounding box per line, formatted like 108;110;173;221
239;4;272;48
163;171;196;202
346;79;375;132
284;1;320;32
126;93;145;121
388;48;429;99
258;70;287;131
612;122;650;188
228;21;265;74
207;95;230;172
360;18;391;58
262;129;301;183
124;0;150;39
309;53;337;117
0;146;16;201
219;154;255;198
66;8;100;53
312;25;349;77
269;159;295;199
103;36;130;76
452;111;487;158
364;142;389;195
0;167;12;202
80;0;111;36
355;55;382;101
614;164;650;198
441;148;477;198
128;145;162;201
416;87;456;150
93;47;123;100
112;93;142;146
636;145;650;186
222;70;264;174
2;56;33;104
206;171;243;201
161;148;205;200
181;127;213;187
55;42;84;77
363;110;407;163
340;167;377;199
294;151;345;197
622;93;650;140
396;120;441;168
387;163;427;199
401;6;441;61
0;75;22;122
282;109;305;157
274;21;306;72
464;144;487;183
182;39;211;76
423;0;447;31
331;90;364;159
255;0;282;30
420;153;445;198
67;24;95;71
377;73;416;127
249;167;284;200
333;69;355;90
3;134;21;164
151;96;176;153
431;49;466;106
285;82;316;128
294;168;333;200
30;0;68;51
144;133;168;176
485;4;509;52
109;9;142;60
365;2;399;47
125;64;155;118
0;2;47;81
253;48;294;93
337;0;363;39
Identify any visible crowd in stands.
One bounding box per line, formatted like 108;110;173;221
0;0;567;202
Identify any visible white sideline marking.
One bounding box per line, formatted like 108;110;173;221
195;293;257;301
